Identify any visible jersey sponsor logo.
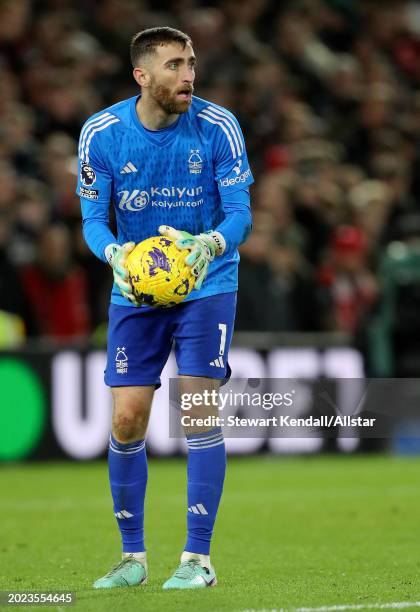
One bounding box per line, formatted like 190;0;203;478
80;162;96;186
117;190;150;211
219;163;251;188
188;149;203;174
117;186;204;211
80;187;99;200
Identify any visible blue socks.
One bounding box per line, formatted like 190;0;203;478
185;427;226;555
108;428;226;556
108;435;148;553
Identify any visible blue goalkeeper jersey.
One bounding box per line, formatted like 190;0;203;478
77;95;253;306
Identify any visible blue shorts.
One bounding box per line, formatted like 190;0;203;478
105;292;237;387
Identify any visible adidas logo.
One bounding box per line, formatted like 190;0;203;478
188;504;208;515
209;356;224;368
115;509;134;519
120;162;138;174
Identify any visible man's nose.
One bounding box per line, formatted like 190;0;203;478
181;66;194;82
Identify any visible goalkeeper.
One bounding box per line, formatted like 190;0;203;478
77;26;253;591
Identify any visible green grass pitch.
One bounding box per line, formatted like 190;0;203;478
0;455;419;611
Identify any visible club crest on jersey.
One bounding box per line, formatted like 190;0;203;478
188;149;203;174
115;346;128;374
80;162;96;186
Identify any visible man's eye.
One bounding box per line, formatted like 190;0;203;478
169;63;178;70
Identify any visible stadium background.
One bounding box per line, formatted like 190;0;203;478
1;0;420;460
1;2;420;610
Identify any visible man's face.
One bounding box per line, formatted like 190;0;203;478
143;42;196;114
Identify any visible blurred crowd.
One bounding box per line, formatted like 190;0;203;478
2;0;420;369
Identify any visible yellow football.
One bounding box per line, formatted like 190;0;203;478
126;236;195;307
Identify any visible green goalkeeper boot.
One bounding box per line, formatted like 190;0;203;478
93;555;147;589
162;559;217;590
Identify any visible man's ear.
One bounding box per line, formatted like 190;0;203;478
133;66;151;88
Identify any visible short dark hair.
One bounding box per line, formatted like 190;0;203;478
130;27;192;67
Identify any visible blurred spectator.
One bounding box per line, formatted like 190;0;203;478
348;179;391;257
236;211;320;331
369;212;420;376
0;211;30;339
11;179;52;265
1;104;39;177
39;133;79;220
73;225;113;332
0;161;19;212
255;172;308;254
19;224;90;341
317;226;378;333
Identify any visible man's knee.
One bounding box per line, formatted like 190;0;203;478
113;405;148;441
111;386;154;442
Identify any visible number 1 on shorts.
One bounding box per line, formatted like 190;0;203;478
218;323;227;357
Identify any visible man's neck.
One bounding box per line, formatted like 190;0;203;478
136;96;179;131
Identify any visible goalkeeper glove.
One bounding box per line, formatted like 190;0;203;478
104;242;137;304
158;225;225;290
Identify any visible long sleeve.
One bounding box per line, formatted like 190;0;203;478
77;119;116;262
215;188;252;254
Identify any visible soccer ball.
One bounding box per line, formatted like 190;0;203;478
126;236;195;307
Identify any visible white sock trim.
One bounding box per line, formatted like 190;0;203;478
122;551;147;569
181;551;211;568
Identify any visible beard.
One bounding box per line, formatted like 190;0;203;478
149;79;193;115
